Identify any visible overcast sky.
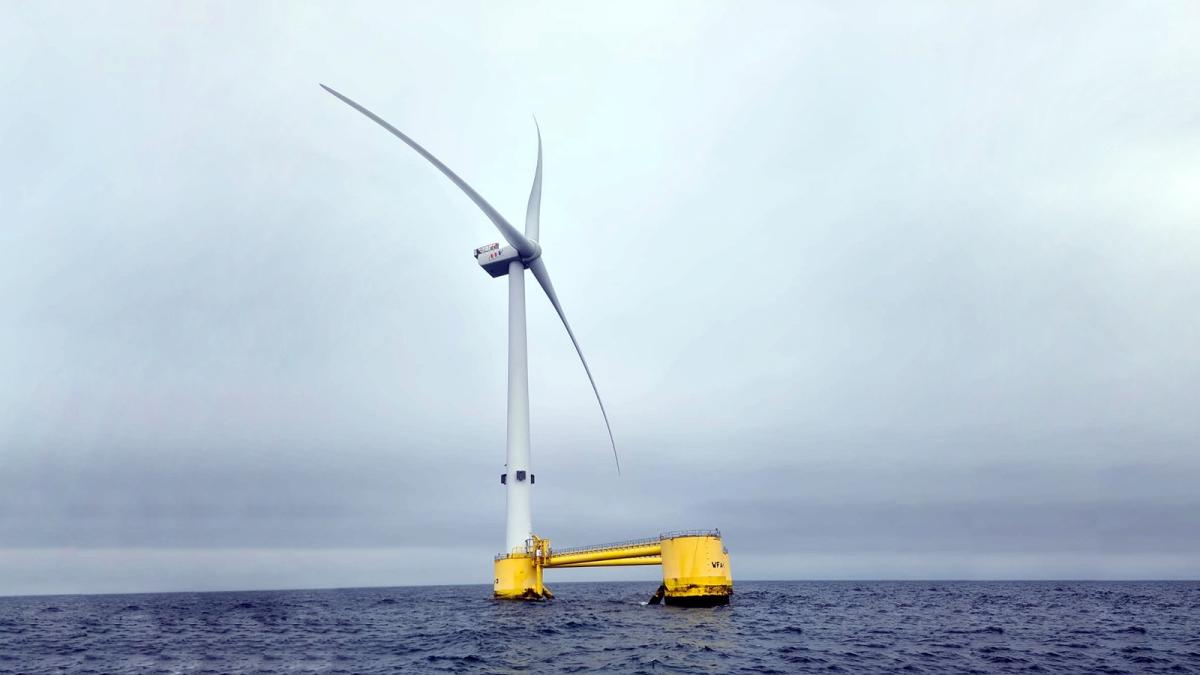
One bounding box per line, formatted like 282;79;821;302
2;1;1198;596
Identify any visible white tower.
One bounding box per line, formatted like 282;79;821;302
505;257;533;552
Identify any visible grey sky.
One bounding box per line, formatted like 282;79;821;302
2;1;1198;595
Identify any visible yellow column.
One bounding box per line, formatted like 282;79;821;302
659;534;732;606
493;535;553;600
493;555;545;600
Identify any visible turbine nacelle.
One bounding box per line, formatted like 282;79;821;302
475;242;519;277
474;241;542;277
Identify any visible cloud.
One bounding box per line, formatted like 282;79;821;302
1;1;1198;594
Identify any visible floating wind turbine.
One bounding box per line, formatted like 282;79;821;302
321;85;618;555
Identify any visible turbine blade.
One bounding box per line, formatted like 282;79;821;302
527;257;620;474
524;118;542;241
320;84;534;257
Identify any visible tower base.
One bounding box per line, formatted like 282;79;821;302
493;554;552;600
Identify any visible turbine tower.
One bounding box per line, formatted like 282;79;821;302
320;85;618;556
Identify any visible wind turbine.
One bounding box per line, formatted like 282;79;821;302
320;85;618;558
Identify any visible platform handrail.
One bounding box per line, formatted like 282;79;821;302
659;528;720;540
550;535;660;557
495;528;721;561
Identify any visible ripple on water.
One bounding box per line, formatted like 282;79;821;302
0;581;1197;673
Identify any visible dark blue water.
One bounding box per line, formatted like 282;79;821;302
2;581;1198;673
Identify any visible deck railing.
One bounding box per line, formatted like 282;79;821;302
550;536;660;557
494;528;721;561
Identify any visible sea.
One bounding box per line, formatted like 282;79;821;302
1;581;1198;673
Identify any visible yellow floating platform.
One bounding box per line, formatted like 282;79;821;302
493;529;732;606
